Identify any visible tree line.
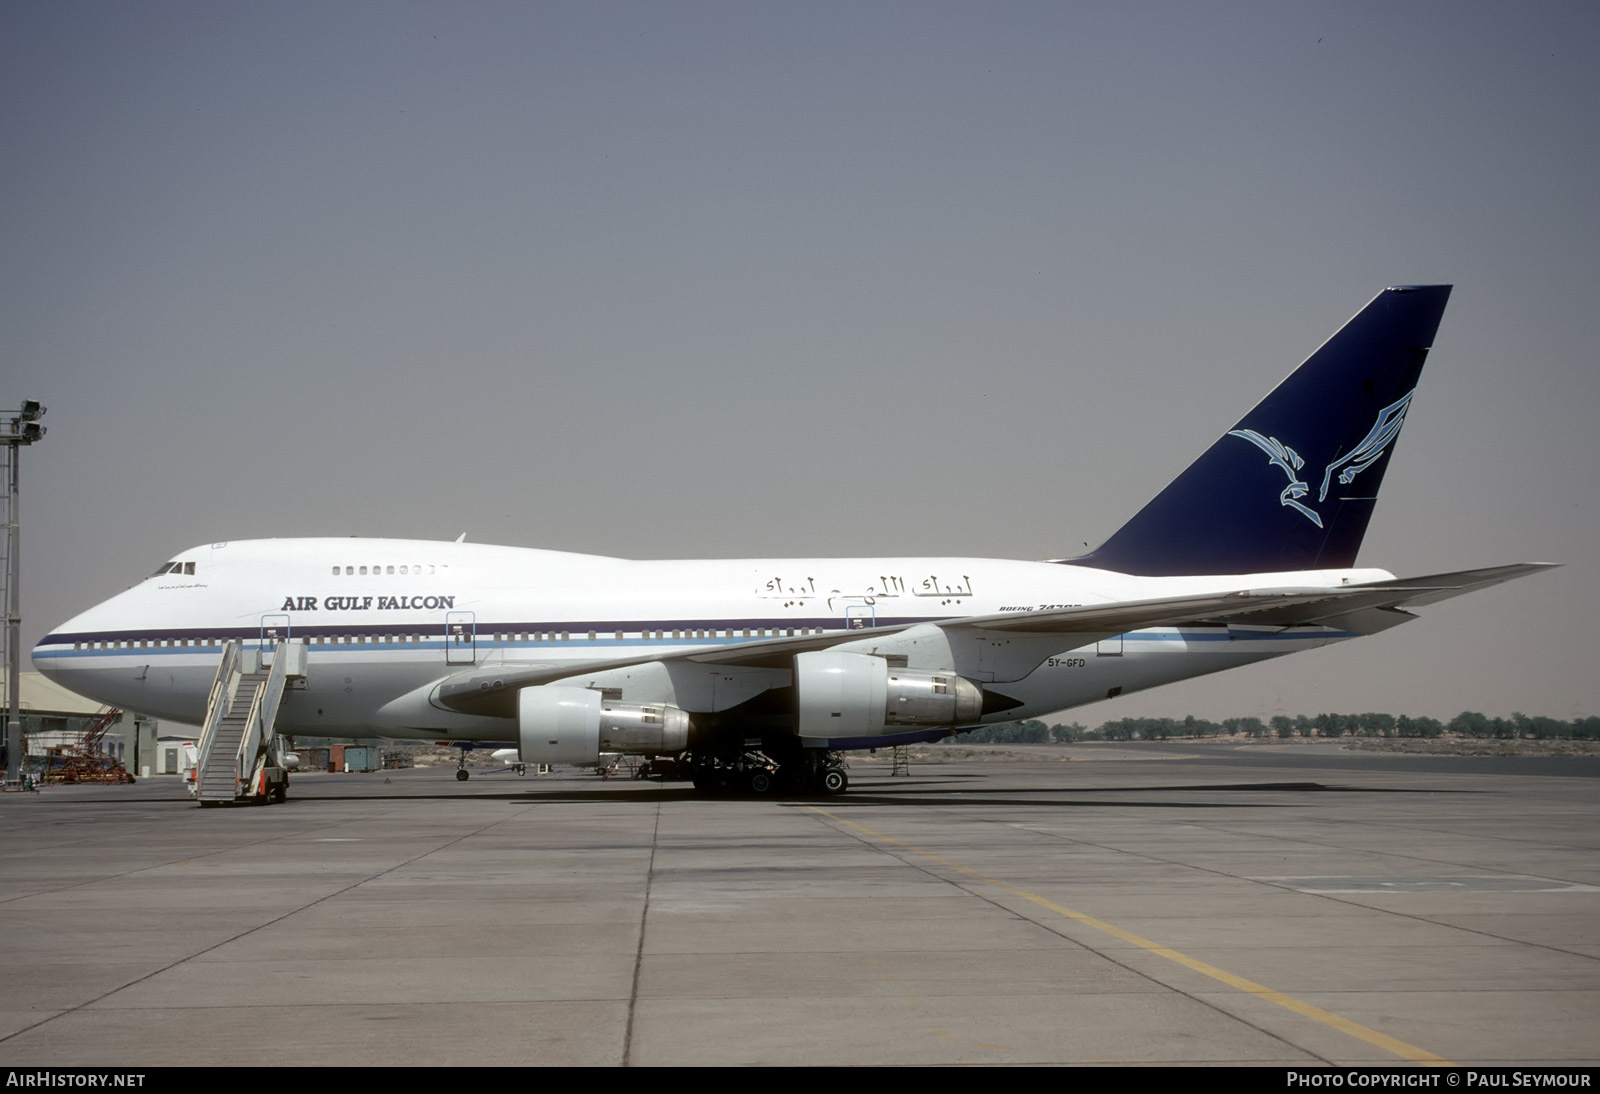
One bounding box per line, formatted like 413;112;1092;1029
951;711;1600;744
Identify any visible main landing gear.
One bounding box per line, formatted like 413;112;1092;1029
684;751;849;796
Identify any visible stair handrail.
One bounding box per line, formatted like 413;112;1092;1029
240;638;297;793
193;641;243;789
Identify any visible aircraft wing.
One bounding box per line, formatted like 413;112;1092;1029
1352;562;1558;607
434;563;1553;716
1212;562;1558;626
433;585;1373;716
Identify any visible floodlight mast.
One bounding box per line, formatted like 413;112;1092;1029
3;401;45;790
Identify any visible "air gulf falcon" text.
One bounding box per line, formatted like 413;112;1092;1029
278;595;457;612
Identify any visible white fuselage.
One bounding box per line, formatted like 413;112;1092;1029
32;538;1388;745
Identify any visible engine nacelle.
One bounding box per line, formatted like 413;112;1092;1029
517;686;690;765
794;651;983;738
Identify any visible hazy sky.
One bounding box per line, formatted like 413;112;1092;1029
4;1;1596;725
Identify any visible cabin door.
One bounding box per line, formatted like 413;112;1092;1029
445;611;476;664
260;613;291;665
843;602;875;631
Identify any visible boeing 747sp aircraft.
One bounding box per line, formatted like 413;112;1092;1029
33;286;1550;794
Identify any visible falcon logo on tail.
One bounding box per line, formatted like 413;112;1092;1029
1229;389;1415;528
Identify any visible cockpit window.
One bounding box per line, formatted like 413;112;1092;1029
150;561;197;577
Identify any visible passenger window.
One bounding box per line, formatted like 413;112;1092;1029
386;566;394;575
359;566;368;575
331;566;340;576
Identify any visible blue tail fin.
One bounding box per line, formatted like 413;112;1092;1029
1065;285;1452;576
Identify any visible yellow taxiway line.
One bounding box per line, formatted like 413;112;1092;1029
808;806;1451;1066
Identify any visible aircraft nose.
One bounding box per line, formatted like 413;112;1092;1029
30;600;126;707
31;601;106;681
32;622;72;678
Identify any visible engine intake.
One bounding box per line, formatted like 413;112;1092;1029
794;651;983;738
517;686;689;765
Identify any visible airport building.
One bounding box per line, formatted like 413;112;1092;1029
1;669;170;779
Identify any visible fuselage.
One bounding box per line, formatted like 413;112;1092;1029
32;537;1388;746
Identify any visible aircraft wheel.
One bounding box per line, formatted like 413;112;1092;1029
455;769;470;782
820;768;848;795
783;769;810;794
748;771;773;794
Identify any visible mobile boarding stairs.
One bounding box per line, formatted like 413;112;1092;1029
191;638;305;805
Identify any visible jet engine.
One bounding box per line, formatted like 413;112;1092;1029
793;650;983;737
517;686;690;765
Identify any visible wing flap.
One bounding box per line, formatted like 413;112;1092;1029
943;588;1362;634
